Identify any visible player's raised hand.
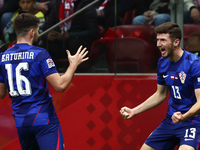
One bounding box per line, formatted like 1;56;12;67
171;111;183;124
120;106;135;120
66;45;89;66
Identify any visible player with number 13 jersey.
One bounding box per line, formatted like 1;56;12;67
157;50;200;125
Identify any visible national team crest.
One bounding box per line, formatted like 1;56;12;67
179;71;186;84
46;59;55;68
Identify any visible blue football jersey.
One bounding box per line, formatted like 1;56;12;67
0;43;59;127
157;50;200;124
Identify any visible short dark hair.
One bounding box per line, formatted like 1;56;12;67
155;22;182;41
14;13;39;37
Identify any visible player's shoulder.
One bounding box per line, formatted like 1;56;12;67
184;50;200;65
30;45;47;52
4;43;47;53
185;50;200;60
29;45;51;61
4;44;50;61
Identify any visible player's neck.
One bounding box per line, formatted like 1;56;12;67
17;38;33;46
169;47;183;62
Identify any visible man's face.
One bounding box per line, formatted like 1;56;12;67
19;0;35;13
156;33;175;58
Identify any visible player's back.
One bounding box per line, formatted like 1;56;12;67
0;43;59;127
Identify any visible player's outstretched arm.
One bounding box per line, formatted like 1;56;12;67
120;84;168;120
46;45;89;92
0;83;8;99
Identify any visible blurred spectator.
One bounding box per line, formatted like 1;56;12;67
133;0;197;26
96;0;136;30
0;0;19;33
132;0;170;26
185;33;200;57
135;0;154;16
34;0;49;14
0;0;4;8
184;0;200;23
34;0;58;16
2;0;45;48
41;0;99;61
41;0;75;59
0;0;53;44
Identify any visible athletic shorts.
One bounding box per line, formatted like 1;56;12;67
145;121;200;150
17;124;64;150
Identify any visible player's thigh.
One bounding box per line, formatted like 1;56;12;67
144;122;179;150
17;126;40;150
178;144;195;150
140;143;156;150
36;124;65;150
177;124;200;149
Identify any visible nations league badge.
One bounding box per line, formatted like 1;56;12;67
179;71;186;84
46;58;55;68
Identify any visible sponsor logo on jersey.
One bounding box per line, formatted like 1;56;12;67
46;58;55;68
163;74;168;78
184;138;194;141
179;71;186;84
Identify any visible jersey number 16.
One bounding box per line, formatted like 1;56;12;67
5;63;32;97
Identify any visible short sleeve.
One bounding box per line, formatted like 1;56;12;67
157;59;166;85
37;49;58;77
192;60;200;89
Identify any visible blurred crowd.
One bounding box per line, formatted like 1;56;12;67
0;0;200;72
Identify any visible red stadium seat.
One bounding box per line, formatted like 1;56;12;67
122;9;136;25
183;24;200;48
105;37;160;73
100;24;156;46
88;39;102;66
183;24;200;36
112;24;156;44
98;25;106;38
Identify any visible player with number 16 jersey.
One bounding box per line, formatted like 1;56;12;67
0;13;89;150
0;43;59;127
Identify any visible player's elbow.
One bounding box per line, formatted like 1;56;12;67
55;89;65;93
54;86;66;93
51;80;70;92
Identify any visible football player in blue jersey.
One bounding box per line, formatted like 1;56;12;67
0;13;88;150
120;22;200;150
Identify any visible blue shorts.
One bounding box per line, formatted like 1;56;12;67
145;120;200;150
17;124;64;150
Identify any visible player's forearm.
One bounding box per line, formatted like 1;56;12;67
182;101;200;122
134;92;166;115
182;89;200;121
58;64;77;92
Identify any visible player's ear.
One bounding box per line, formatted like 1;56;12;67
174;38;180;47
29;29;34;36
